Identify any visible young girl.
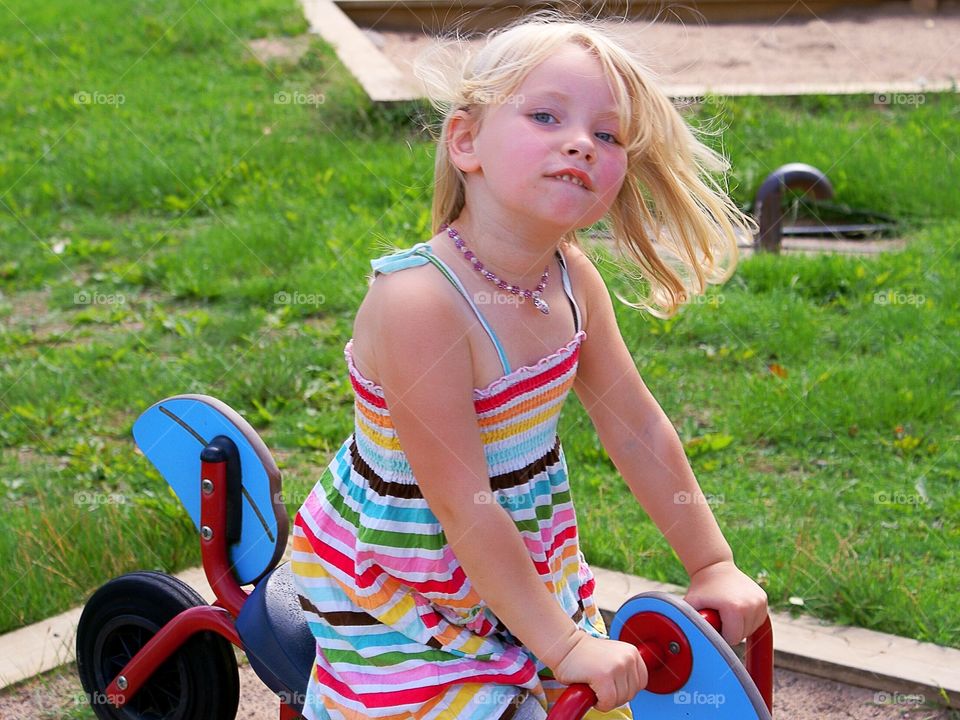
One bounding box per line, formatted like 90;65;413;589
292;15;767;720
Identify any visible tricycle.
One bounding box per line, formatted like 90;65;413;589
76;394;774;719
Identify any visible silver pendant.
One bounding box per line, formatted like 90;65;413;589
533;296;550;315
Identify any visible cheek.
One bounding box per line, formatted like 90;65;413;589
481;128;537;176
599;156;628;201
504;133;545;165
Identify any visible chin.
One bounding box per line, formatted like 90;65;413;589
553;211;605;234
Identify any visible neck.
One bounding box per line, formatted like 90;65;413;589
447;208;563;285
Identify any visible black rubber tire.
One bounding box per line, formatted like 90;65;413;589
76;571;240;720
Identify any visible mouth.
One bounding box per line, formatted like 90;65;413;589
549;170;592;191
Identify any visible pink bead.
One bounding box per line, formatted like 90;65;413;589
446;225;551;312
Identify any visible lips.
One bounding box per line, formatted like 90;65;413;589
549;168;592;191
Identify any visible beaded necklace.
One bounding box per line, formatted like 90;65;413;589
443;225;551;315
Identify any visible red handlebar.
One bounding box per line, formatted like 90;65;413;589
547;610;774;719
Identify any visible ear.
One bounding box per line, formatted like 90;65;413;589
446;109;482;174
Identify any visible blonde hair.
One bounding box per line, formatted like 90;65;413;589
415;13;755;318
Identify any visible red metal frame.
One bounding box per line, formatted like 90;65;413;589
548;609;775;718
104;604;241;705
199;456;249;618
280;703;302;720
745;617;775;712
101;450;314;715
105;453;249;711
701;609;774;712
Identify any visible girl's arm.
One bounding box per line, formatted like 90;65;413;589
567;249;767;645
369;270;644;711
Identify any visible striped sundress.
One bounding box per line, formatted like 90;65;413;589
292;241;632;720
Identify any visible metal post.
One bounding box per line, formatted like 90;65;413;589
754;163;835;253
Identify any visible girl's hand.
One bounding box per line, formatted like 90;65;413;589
684;560;769;646
551;632;647;712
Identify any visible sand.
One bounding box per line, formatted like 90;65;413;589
368;1;960;97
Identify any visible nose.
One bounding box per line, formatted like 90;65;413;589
562;129;596;163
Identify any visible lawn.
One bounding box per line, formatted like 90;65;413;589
0;0;957;655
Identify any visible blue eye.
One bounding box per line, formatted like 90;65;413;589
531;111;557;124
596;131;619;145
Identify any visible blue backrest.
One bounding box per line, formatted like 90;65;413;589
133;394;288;585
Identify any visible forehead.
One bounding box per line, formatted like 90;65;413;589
516;43;616;103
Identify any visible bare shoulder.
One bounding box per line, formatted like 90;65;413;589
561;242;610;326
350;261;497;523
562;241;602;280
351;262;472;386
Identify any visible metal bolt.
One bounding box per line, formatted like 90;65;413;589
201;478;214;494
116;676;128;690
668;641;681;655
200;525;213;541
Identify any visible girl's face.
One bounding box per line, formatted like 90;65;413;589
464;43;628;234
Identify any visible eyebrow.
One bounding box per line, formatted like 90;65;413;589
525;90;620;120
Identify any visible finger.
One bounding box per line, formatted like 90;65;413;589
757;594;770;626
743;597;766;638
723;610;745;646
627;667;641;705
600;690;616;713
752;603;769;637
616;667;631;707
613;677;625;710
636;650;648;689
593;682;613;713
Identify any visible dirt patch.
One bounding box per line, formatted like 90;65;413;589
774;667;953;718
367;2;960;95
1;662;953;719
248;34;312;64
0;667;86;720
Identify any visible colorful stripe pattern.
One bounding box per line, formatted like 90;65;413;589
291;250;626;720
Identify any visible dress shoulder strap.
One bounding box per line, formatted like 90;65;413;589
370;243;512;375
555;247;582;334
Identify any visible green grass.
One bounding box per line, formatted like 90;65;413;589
572;223;960;641
0;0;958;657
